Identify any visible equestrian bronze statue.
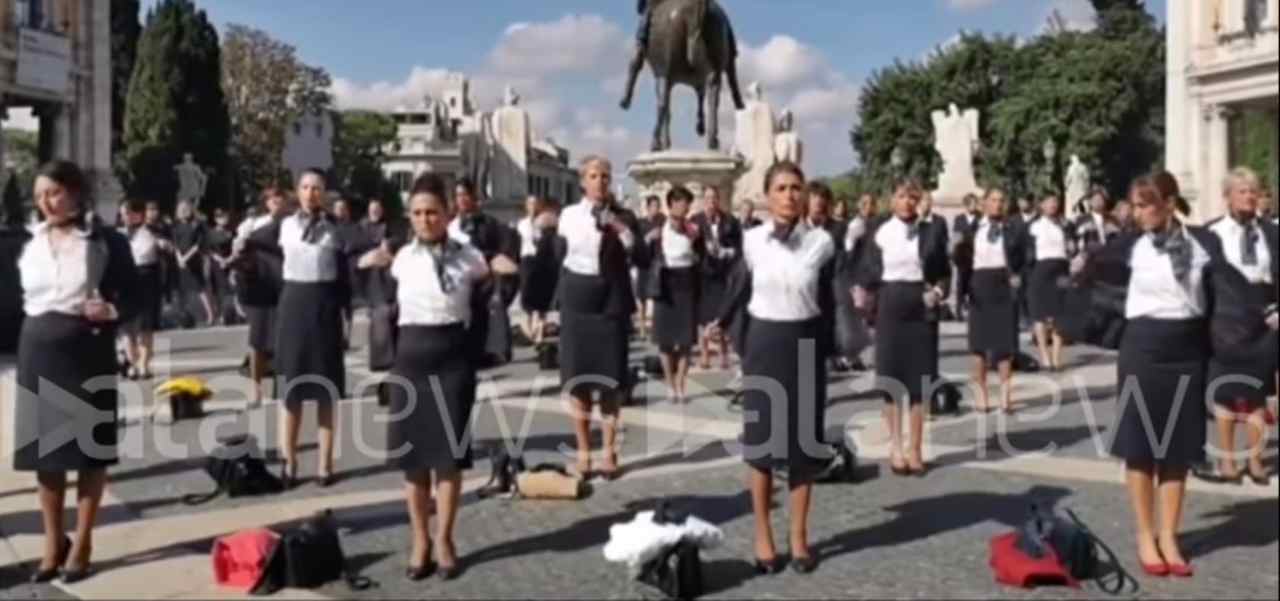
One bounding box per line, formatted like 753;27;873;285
620;0;746;152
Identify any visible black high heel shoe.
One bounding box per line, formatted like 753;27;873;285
791;554;818;575
437;563;461;581
30;536;71;584
62;543;93;584
753;556;785;575
405;562;436;581
281;463;299;491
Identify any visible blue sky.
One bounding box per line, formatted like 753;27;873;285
86;1;1165;178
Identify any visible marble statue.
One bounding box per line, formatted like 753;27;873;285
174;153;208;203
930;103;981;202
732;82;777;207
487;85;530;202
1064;154;1090;213
773;109;803;166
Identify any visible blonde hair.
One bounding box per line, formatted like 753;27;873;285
1223;166;1260;197
579;155;612;176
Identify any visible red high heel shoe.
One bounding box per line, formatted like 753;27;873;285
1166;562;1194;578
1140;560;1169;577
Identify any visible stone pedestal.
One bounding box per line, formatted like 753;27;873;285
628;150;744;211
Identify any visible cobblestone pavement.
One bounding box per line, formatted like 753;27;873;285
2;319;1276;599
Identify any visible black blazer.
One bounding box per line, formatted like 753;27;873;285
556;203;648;317
955;218;1029;275
1061;227;1224;350
691;212;743;280
87;225;143;328
855;215;953;296
641;220;707;300
1204;217;1280;362
1072;211;1121;252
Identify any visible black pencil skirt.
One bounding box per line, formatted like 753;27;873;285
1110;318;1208;467
874;282;936;403
1028;259;1069;323
519;257;556;314
558;270;630;399
387;324;476;473
123;264;163;336
13;314;118;472
740;316;829;479
968;269;1019;360
274;282;345;406
698;274;729;326
653;267;699;352
1208;283;1278;409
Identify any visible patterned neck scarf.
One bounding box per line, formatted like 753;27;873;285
421;236;456;294
1234;214;1260;266
901;215;920;241
1150;220;1191;282
771;220;797;244
986;218;1004;244
300;211;325;244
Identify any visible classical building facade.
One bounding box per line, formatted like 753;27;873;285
0;0;114;217
381;75;577;218
1167;0;1279;219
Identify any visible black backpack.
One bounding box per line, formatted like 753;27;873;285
637;502;704;600
537;343;559;371
252;510;373;595
1016;505;1135;595
931;380;963;416
183;435;283;505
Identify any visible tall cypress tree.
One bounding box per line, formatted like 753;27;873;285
110;0;141;165
121;0;229;212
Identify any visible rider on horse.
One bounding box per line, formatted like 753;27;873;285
631;0;709;70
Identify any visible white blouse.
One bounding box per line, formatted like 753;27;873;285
661;220;697;269
874;217;924;283
391;239;489;326
1029;218;1069;261
123;225;162;267
516;217;540;258
558;200;635;277
1125;228;1211;320
19;224;94;317
1209;217;1272;285
973;219;1009;271
280;213;342;283
743;221;836;321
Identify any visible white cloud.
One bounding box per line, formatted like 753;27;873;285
948;0;999;10
1041;0;1098;33
487;14;631;78
737;35;827;90
2;107;38;132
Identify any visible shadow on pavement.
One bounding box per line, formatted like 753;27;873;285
1183;498;1279;560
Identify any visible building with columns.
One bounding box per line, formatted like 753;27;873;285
1166;0;1279;220
0;0;114;218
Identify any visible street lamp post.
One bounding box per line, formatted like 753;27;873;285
1043;138;1058;195
891;145;905;180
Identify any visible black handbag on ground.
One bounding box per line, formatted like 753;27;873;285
183;435;283;505
477;448;527;499
637;502;704;600
537;342;559;371
252;510;373;595
931;380;962;416
1016;505;1134;595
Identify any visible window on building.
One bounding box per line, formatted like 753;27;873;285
392;171;413;193
14;0;44;29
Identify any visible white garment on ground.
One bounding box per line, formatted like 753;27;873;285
602;510;724;569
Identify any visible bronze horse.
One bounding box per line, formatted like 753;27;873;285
620;0;746;152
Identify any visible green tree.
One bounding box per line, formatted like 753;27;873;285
4;129;38;205
221;24;332;192
332;110;402;216
121;0;230;213
2;174;25;228
110;0;141;164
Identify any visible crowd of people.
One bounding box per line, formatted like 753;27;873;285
8;154;1278;586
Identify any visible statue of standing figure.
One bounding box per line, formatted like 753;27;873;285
1064;154;1091;215
773;109;803;166
174;153;208;204
732;82;777;208
930;103;981;200
487;85;531;203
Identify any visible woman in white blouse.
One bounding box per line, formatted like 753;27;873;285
15;161;140;583
713;162;836;575
556;156;644;481
118;199;165;380
1026;194;1076;371
515;195;557;346
1204;167;1278;486
1072;174;1220;578
962;188;1026;413
646;185;704;403
360;174;490;581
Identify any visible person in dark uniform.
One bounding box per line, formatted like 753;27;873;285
143;201;176;319
118;200;165;380
1025;194;1076;371
205;208;237;325
952;193;983;320
961;188;1026;414
647;186;704;404
15;161;140;583
738;201;763;230
355;198;404;373
855;180;951;477
359;174;491;582
450;177;521;299
556;156;645;481
332;198;360;346
692;185;742;371
232;188;290;407
1008;193;1038;330
1069;174;1219;578
239;171;350;488
1073;187;1119;254
712;161;836;576
836;194;879;372
806;182;859;372
635;195;665;341
1113;197;1136;234
172;200;215;326
516;195;559;346
1204;167;1277;486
